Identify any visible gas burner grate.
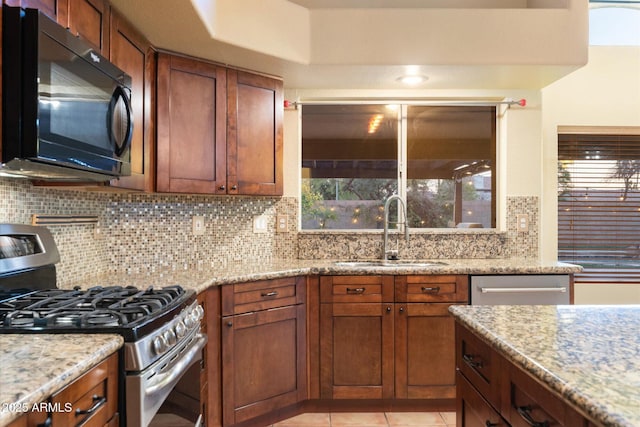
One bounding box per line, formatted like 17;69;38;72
0;285;189;332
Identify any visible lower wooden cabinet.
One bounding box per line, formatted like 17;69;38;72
7;352;119;427
319;275;468;403
221;280;307;426
456;322;593;427
320;301;395;399
457;372;508;427
395;303;457;399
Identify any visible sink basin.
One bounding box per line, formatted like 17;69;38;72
333;261;447;268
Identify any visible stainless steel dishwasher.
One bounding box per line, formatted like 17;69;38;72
470;275;571;305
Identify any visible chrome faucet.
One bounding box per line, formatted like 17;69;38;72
383;195;409;261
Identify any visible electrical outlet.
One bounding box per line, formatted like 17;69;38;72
276;215;288;233
192;216;205;235
253;215;268;233
516;214;529;232
93;222;103;240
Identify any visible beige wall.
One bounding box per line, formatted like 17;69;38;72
541;46;640;303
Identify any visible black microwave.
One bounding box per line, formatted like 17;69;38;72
1;5;133;181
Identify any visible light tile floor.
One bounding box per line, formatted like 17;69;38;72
270;411;456;427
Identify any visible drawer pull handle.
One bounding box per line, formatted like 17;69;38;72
75;395;106;416
421;286;440;293
516;405;550;427
260;291;279;297
485;421;499;427
346;287;366;294
462;354;483;368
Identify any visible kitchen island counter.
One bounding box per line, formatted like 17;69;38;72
449;304;640;427
0;334;123;426
68;258;581;294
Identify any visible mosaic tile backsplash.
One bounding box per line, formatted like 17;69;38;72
0;177;538;287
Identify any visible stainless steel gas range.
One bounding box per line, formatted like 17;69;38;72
0;224;207;427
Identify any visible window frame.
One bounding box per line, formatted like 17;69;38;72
299;101;499;231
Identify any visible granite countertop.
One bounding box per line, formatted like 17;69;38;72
66;258;582;294
449;305;640;427
0;334;124;426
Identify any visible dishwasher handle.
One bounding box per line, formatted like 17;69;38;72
479;287;567;294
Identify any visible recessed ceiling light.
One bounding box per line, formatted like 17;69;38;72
397;75;428;85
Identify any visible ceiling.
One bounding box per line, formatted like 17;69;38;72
287;0;532;8
109;0;583;92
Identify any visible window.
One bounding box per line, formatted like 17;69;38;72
589;4;640;46
301;104;496;230
558;132;640;284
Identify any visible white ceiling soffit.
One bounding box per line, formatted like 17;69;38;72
109;0;586;90
286;0;542;8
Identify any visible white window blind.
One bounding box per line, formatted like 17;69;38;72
558;133;640;284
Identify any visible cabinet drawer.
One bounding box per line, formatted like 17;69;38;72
505;364;568;427
456;323;501;410
457;372;508;427
396;275;468;303
320;276;394;303
222;277;305;315
51;353;118;427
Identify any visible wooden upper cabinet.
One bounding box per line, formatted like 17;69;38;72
15;0;68;24
156;53;227;194
227;70;283;196
67;0;109;55
109;9;155;192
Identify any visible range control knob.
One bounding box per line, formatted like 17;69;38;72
194;305;204;320
184;314;195;329
163;329;177;346
175;321;187;338
153;335;167;355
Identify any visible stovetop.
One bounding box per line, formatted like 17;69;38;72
0;285;195;341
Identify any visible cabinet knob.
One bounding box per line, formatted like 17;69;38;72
386;306;391;313
399;307;404;313
231;185;238;190
226;321;233;327
485;421;499;427
219;185;226;191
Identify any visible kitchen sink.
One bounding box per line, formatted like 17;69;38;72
333;260;447;268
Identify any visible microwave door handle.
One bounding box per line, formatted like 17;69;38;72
108;85;134;156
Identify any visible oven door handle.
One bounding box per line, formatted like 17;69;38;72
145;334;206;396
479;287;567;293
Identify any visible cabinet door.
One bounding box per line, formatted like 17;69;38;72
109;10;155;192
227;70;283;195
17;0;68;24
320;302;394;399
67;0;109;55
395;303;457;399
51;353;118;427
157;54;227;194
457;372;508;427
222;304;306;426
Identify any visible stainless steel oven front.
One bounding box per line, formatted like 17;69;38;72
125;303;207;427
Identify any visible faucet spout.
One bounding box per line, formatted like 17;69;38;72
383;195;410;261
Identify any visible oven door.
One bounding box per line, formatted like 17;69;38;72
126;331;207;427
